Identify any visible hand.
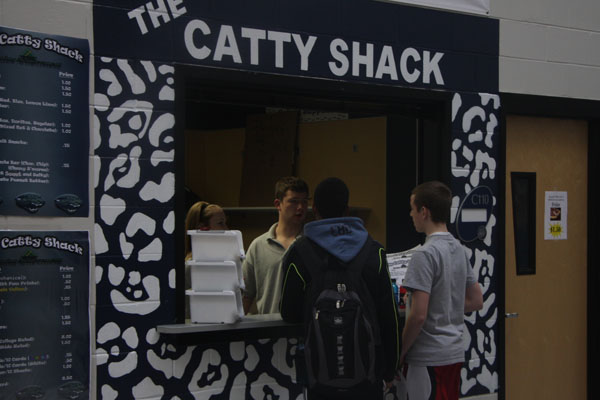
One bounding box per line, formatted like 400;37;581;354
383;379;394;395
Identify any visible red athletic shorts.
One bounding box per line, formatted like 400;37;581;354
402;362;462;400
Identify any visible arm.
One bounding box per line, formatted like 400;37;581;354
371;246;401;384
400;289;429;365
242;245;256;314
464;282;483;313
242;296;255;314
279;246;307;322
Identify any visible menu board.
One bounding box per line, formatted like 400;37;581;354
0;231;89;400
0;26;89;217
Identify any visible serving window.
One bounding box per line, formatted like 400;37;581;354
173;66;449;324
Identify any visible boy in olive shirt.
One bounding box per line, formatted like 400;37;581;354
242;176;309;314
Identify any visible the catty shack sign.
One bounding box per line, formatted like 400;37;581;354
94;0;498;93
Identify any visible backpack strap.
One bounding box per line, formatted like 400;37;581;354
347;239;382;342
292;237;324;281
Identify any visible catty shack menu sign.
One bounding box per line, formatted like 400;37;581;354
0;231;89;400
0;26;89;217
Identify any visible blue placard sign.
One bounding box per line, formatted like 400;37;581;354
0;231;89;399
456;185;493;242
0;26;89;216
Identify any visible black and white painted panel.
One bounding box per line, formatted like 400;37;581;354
451;92;500;396
93;57;307;399
94;56;178;398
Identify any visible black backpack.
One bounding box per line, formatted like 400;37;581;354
295;237;381;391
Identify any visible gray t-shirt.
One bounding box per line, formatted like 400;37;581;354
243;223;296;314
403;232;477;366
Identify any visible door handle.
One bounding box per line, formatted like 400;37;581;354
505;312;519;319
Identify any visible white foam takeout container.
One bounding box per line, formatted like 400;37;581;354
187;230;245;262
186;260;244;291
186;289;244;324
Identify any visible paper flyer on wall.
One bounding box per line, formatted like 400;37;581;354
544;191;567;240
386;245;420;285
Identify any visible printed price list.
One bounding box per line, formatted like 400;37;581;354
0;231;89;399
0;26;89;216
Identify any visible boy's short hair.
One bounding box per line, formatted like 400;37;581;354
313;177;349;219
275;176;309;200
411;181;452;224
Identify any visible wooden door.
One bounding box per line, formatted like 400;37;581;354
504;116;587;399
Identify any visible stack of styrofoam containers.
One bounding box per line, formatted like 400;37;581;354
185;230;245;323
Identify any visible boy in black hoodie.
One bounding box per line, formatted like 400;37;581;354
280;177;400;399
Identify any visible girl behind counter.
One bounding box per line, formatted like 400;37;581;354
184;201;228;319
184;201;228;260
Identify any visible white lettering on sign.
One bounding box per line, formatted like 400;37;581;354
400;47;421;83
0;34;84;63
352;41;374;78
128;0;188;35
423;51;444;84
126;1;446;87
329;38;444;85
0;33;42;49
241;28;266;65
375;46;398;80
213;25;242;63
268;31;291;68
184;19;318;71
470;193;490;205
329;39;349;76
292;34;317;71
184;19;211;59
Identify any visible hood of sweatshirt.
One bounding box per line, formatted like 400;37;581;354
303;217;368;263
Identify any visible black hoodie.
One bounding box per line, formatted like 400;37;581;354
280;217;401;383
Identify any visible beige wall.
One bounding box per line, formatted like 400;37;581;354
492;0;600;100
296;117;387;245
185;128;245;207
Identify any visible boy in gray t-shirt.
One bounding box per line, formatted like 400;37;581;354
400;181;483;400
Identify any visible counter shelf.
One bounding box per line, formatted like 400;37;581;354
157;309;405;345
222;206;371;214
157;313;302;344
